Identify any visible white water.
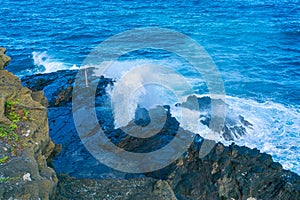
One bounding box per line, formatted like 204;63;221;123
32;51;79;73
221;96;300;173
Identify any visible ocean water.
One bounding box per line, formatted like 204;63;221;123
1;0;300;174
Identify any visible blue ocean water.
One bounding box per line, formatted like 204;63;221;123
1;0;300;174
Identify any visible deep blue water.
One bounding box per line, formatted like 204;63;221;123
1;0;300;174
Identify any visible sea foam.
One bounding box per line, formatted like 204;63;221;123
32;51;73;74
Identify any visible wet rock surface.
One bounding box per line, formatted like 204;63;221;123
178;95;253;141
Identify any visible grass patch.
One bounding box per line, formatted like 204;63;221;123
0;99;32;163
0;176;9;183
0;156;8;164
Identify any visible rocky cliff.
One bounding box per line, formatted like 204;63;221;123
0;48;57;200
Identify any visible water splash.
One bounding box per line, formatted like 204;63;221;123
32;51;69;73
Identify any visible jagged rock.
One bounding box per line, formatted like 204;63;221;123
178;95;253;140
54;173;177;200
111;124;300;199
134;106;151;126
164;141;300;200
0;48;11;70
0;52;57;199
52;139;300;199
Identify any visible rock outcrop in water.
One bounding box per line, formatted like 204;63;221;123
177;95;253;141
0;48;57;199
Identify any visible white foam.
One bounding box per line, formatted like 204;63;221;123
171;95;300;174
106;61;192;128
218;96;300;174
32;51;73;73
70;64;80;70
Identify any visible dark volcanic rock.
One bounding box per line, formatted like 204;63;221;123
52;141;300;200
134;106;151;126
54;173;177;200
112;131;300;199
165;141;300;200
116;105;183;153
178;95;253;141
22;70;78;107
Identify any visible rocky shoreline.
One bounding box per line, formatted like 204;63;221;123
1;48;300;199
